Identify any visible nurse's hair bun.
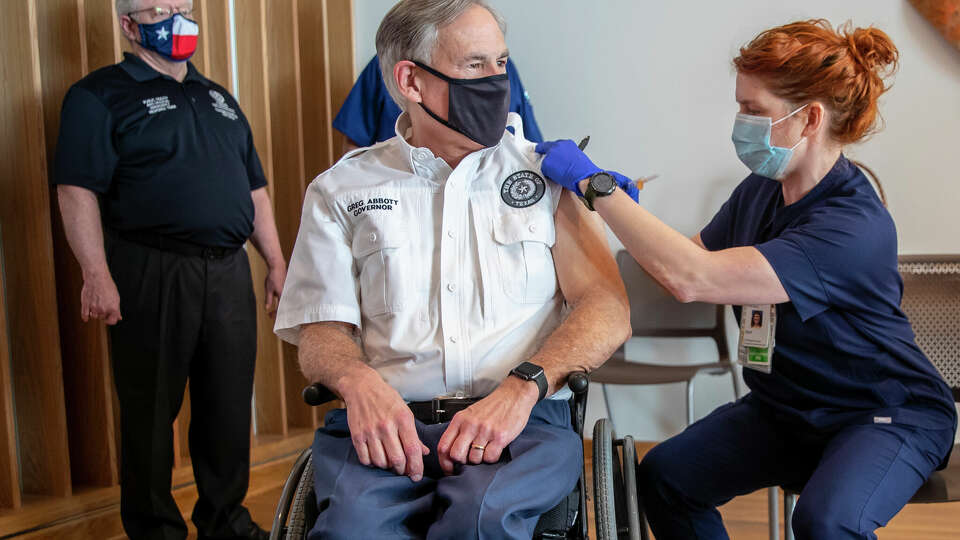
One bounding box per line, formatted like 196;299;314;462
847;25;899;74
734;19;899;145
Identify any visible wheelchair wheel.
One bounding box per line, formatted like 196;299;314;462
620;436;643;540
593;418;619;539
270;449;312;540
284;452;316;539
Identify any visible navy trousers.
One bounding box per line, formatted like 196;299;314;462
308;399;582;540
637;397;954;540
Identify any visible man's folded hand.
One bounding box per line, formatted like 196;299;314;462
340;370;430;482
436;376;539;474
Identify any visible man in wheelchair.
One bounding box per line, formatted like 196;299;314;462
273;1;630;538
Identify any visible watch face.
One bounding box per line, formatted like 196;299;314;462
591;172;616;193
514;362;544;379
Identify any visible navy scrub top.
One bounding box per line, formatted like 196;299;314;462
701;155;957;433
332;56;544;147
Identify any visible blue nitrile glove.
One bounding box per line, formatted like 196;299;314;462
536;139;640;203
609;171;640;203
535;139;600;197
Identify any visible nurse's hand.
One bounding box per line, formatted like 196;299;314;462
535;139;600;196
536;140;641;202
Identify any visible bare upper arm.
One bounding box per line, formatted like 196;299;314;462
686;233;786;305
57;184;98;203
691;245;789;305
692;233;706;249
551;191;626;307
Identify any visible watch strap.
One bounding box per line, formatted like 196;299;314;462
511;362;548;402
583;171;616;211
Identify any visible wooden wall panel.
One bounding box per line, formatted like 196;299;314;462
325;0;355;155
265;0;306;260
0;0;72;498
235;0;288;438
298;0;334;179
0;249;21;509
39;0;119;490
195;0;233;90
265;0;314;430
82;0;122;69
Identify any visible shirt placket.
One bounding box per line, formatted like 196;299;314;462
438;156;473;397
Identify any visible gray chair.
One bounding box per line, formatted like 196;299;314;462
591;249;741;431
778;254;960;540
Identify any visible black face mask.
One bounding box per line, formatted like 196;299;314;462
413;61;510;147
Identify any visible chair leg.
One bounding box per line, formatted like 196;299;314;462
601;383;617;431
784;492;797;540
768;487;780;540
686;378;696;426
730;367;742;400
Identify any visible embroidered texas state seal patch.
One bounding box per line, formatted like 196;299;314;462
500;170;546;208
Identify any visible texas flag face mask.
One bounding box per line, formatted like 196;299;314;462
138;13;199;62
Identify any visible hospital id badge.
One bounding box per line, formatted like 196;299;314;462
738;304;775;374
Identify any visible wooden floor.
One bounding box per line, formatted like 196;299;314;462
135;441;960;539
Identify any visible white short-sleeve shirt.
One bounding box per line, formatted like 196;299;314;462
275;113;569;401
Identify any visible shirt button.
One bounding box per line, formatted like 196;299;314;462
528;224;537;233
449;336;457;343
447;283;456;292
447;230;455;238
369;232;377;242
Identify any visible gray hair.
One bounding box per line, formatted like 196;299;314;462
115;0;193;15
375;0;506;109
115;0;141;15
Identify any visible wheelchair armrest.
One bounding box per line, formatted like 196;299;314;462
567;371;589;395
302;383;338;406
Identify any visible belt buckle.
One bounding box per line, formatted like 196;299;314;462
202;246;224;260
432;396;472;423
431;397;443;424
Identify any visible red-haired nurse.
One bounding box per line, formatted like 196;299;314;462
536;19;956;540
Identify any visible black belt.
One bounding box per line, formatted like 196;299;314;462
117;230;240;260
407;397;480;424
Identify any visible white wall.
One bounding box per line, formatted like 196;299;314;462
353;1;960;440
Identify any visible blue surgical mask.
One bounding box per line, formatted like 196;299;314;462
732;104;808;180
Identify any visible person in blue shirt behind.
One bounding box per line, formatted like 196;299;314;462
536;19;957;540
334;54;543;154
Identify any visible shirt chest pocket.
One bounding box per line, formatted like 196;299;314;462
492;212;558;304
352;222;409;316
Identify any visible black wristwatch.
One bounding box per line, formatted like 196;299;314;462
510;361;548;402
581;171;617;211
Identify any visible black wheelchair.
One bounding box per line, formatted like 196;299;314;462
270;372;648;539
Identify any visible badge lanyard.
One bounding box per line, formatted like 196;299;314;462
737;304;776;374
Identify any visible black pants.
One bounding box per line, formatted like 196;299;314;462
108;237;258;540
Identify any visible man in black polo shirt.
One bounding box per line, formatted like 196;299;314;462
53;2;281;539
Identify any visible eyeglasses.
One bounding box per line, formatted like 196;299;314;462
127;5;194;22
